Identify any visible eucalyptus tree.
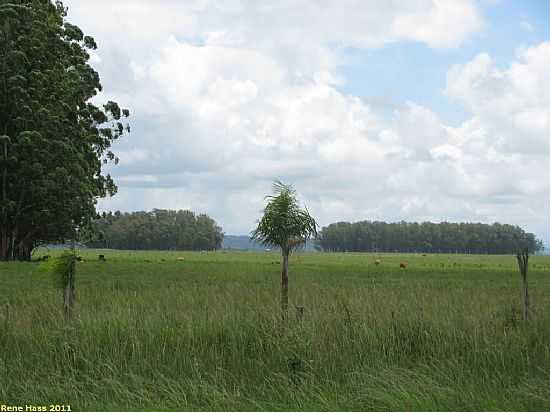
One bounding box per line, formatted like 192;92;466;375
0;0;129;260
252;181;317;320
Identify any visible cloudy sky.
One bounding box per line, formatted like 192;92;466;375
64;0;550;241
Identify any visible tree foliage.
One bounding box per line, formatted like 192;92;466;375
0;0;129;261
317;221;543;254
251;181;317;252
45;250;77;289
86;209;224;251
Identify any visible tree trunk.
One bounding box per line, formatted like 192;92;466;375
1;128;9;261
15;235;32;261
281;248;289;321
0;229;7;261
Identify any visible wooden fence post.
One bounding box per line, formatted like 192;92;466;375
516;248;530;321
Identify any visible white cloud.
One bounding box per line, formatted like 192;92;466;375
60;1;550;240
390;0;484;49
446;42;550;154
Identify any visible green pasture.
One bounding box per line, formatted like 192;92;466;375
1;250;550;411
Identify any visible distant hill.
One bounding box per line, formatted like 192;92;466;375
222;235;317;252
222;235;266;251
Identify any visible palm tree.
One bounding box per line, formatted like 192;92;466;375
252;181;317;320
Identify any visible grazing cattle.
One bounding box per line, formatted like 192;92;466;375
99;255;106;261
374;259;381;266
400;262;407;269
144;259;151;263
41;255;51;261
76;256;83;261
177;257;185;261
288;237;306;249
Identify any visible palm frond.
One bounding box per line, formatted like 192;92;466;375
252;181;318;250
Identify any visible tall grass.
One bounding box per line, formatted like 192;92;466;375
1;250;550;411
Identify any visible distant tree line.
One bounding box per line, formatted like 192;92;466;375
316;221;543;254
86;209;223;251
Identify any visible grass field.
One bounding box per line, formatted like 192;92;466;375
2;250;550;411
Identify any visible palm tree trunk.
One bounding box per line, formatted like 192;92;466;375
281;248;289;321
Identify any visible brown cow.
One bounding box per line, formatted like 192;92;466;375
400;262;407;269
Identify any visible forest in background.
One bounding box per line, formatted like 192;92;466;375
86;212;543;254
86;210;223;251
316;221;542;254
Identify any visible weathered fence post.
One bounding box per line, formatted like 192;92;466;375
295;305;305;322
516;248;530;321
63;256;76;321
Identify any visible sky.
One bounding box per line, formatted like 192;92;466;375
64;0;550;242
